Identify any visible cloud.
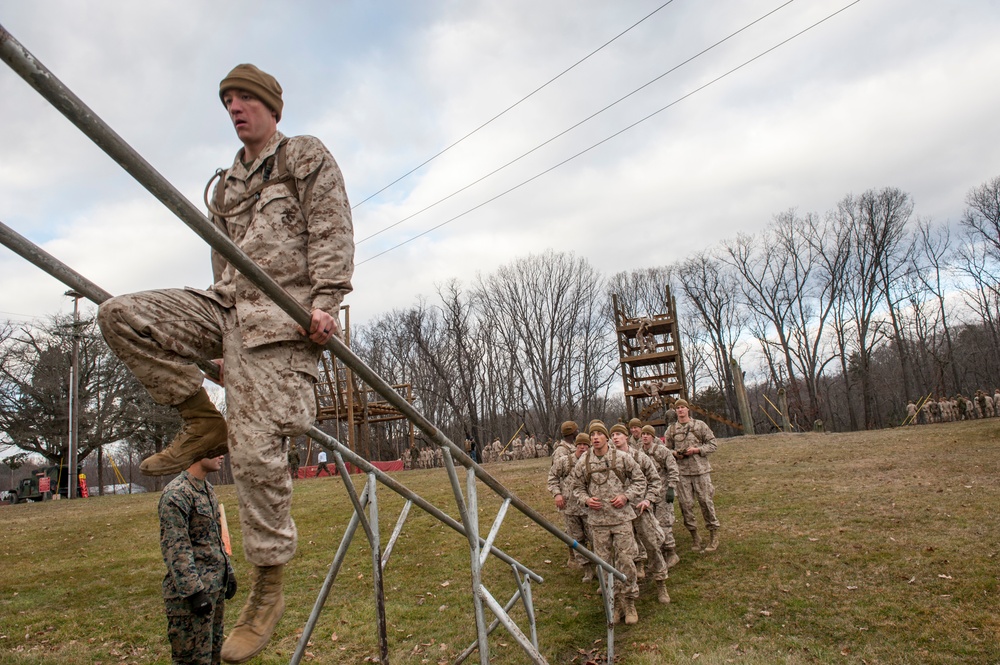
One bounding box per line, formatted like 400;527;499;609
2;0;999;329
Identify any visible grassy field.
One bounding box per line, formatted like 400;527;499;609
1;419;999;664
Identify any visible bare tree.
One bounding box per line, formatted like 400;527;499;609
676;251;748;419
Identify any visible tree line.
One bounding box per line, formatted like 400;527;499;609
2;176;998;475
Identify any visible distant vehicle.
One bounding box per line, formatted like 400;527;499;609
4;465;74;504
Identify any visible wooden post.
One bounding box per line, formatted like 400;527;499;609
731;359;755;435
777;388;792;432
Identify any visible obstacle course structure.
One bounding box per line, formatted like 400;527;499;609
612;289;744;431
0;24;627;664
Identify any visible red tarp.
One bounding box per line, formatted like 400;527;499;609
296;460;403;479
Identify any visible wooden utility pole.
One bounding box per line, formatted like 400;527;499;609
778;388;792;432
731;359;755;435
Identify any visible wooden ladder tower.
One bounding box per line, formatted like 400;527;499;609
612;288;688;427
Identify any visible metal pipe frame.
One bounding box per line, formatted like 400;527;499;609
0;25;623;585
291;484;369;665
0;23;623;661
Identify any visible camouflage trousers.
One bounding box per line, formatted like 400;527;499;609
164;590;225;664
590;522;639;599
677;473;720;533
632;510;667;581
653;496;677;551
562;512;590;567
99;289;320;566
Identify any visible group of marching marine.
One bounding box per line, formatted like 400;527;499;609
906;389;1000;424
547;399;721;625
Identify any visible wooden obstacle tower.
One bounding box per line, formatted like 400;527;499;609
612;288;687;426
312;306;415;461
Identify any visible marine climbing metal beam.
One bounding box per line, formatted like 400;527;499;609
0;222;556;661
0;219;548;585
0;22;623;583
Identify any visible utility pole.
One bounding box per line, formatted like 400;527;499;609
66;290;83;499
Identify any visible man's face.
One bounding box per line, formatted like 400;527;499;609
630;426;642;439
676;405;690;422
612;431;629;451
590;431;609;454
641;432;654;448
575;441;590;458
222;88;277;150
200;455;225;473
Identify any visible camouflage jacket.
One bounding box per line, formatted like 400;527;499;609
617;446;663;505
202;131;354;350
158;471;232;601
569;447;646;527
546;441;586;516
641;439;680;496
664;419;718;476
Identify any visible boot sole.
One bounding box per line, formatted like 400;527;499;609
221;599;285;664
139;431;228;477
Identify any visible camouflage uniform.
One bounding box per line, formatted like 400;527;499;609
569;447;646;600
287;444;300;479
642;438;680;554
159;471;233;665
619;446;667;582
99;131;353;567
547;440;589;568
665;419;721;536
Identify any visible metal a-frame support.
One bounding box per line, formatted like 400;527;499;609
0;24;627;663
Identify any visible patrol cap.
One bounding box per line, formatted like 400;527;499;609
641;425;656;435
628;418;642;429
561;420;579;436
589;421;609;437
674;398;690;408
220;64;284;122
610;423;629;436
574;432;591;446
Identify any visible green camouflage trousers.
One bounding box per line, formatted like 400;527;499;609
164;590;225;664
590;522;639;599
677;473;720;533
99;289;320;566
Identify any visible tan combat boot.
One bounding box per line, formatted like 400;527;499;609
636;560;646;580
657;580;670;604
221;564;285;663
582;566;594;583
704;530;720;552
623;598;639;625
139;388;228;476
690;529;702;552
663;547;680;569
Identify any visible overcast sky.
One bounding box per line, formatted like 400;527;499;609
2;0;999;329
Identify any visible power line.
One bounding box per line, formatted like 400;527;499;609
350;0;678;210
357;0;863;267
358;0;798;246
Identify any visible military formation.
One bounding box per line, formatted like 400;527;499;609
906;389;1000;424
546;399;721;626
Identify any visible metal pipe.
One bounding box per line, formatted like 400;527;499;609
367;474;389;665
479;585;547;665
291;485;369;665
454;586;523;665
308;427;542;583
0;221;112;305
